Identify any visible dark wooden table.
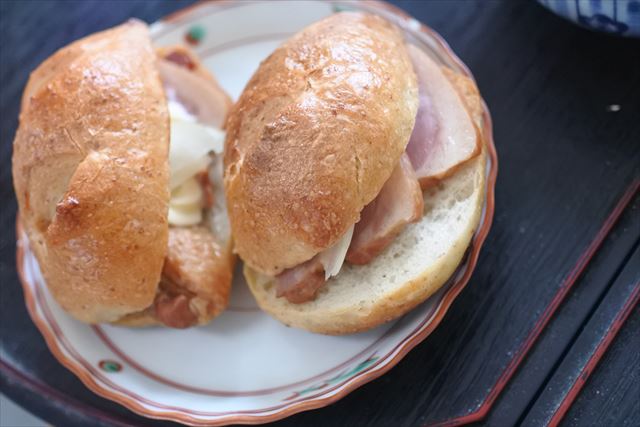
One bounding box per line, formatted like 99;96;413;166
1;1;639;426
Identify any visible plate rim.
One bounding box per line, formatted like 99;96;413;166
13;0;499;425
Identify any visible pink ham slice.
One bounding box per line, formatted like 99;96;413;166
157;59;229;128
405;44;479;189
346;154;423;265
275;257;326;304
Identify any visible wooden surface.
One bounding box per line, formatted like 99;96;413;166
1;1;639;426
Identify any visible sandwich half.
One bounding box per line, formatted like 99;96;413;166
13;20;234;328
225;12;486;334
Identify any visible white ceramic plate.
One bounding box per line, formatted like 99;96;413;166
17;1;497;425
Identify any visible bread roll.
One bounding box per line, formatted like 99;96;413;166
224;12;419;275
13;20;170;323
244;65;487;334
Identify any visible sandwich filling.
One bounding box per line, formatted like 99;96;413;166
273;44;480;304
121;49;232;328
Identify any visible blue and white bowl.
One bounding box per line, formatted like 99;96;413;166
537;0;640;36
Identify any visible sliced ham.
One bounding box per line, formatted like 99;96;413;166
346;154;423;265
317;225;354;279
275;257;326;304
157;58;230;128
405;44;479;188
153;292;198;329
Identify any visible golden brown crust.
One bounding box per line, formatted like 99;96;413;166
224;12;418;275
12;20;170;323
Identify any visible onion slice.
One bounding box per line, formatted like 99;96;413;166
167;101;226;227
317;225;355;280
169;102;225;190
168;204;202;227
206;153;231;245
170;177;203;207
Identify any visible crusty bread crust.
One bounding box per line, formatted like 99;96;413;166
12;20;170;323
224;12;419;275
245;63;487;335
